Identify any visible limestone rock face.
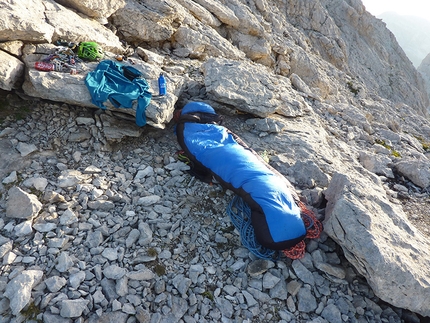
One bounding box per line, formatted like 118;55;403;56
173;25;246;60
43;1;123;53
54;0;126;22
202;58;309;117
176;0;222;28
0;0;123;52
0;40;24;57
0;50;24;91
418;53;430;103
111;0;184;43
0;0;430;319
324;173;430;317
0;0;55;42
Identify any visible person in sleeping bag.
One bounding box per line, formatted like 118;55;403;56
174;101;312;251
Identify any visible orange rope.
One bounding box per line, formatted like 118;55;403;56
299;202;323;240
282;203;323;259
282;240;306;259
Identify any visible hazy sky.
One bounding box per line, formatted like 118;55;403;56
361;0;430;21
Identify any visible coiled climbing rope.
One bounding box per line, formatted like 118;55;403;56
226;195;323;260
227;195;279;260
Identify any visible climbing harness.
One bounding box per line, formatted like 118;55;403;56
226;195;323;260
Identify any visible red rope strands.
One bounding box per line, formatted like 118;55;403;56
282;202;323;259
282;240;306;259
299;201;323;239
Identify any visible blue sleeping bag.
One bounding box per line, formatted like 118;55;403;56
175;102;307;250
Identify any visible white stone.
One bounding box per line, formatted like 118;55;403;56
126;268;155;281
137;195;161;206
60;208;78;225
55;252;74;273
4;270;44;315
69;271;86;289
6;186;42;220
23;177;48;191
44;276;67;293
60;299;89;318
14;220;33;237
16;142;37;156
2;171;17;184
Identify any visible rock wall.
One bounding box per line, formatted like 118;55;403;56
1;0;430;318
418;53;430;99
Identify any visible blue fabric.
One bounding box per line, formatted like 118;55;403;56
182;101;216;115
85;60;152;126
227;195;278;259
180;105;306;243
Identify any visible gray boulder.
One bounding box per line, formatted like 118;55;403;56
0;50;24;91
324;172;430;317
4;270;44;315
6;186;42;220
0;0;430;319
202;57;309;117
21;44;183;129
54;0;126;23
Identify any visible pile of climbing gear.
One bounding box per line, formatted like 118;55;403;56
34;39;104;75
34;46;82;74
226;195;323;260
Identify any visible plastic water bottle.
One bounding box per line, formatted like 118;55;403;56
34;61;63;72
34;61;55;71
158;73;167;96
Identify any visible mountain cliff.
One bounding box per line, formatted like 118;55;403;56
1;0;430;321
378;11;430;68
